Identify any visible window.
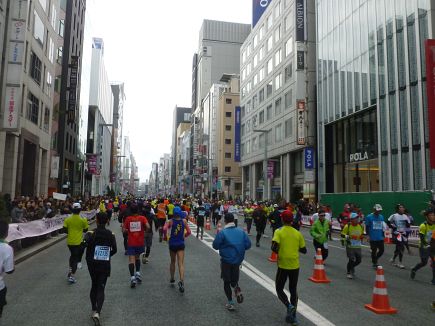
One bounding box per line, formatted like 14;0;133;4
43;107;50;132
46;71;52;97
267;36;273;52
267;58;273;74
30;52;42;85
253;74;258;86
274;1;281;18
27;92;39;124
226;98;232;104
225;111;232;117
241;123;245;137
267;14;273;30
225;166;231;173
225;125;232;131
253;54;258;68
38;0;47;11
275;124;282;142
285;90;293;109
259;46;264;61
48;37;55;63
51;5;57;29
247;43;251;57
259;110;264;124
274;25;281;42
285;37;293;57
285;118;293;138
225;139;231;145
275;73;282;90
275;49;282;66
275;97;282;115
253;34;258;48
285;11;292;31
259;67;265;81
285;63;293;83
59;19;65;37
247;63;252;76
33;11;45;46
259;25;264;40
267;81;273;97
266;105;273;120
259;88;265;103
225;153;232;159
57;46;63;64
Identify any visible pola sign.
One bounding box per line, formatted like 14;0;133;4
349;152;369;163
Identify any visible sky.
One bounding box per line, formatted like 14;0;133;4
89;0;253;181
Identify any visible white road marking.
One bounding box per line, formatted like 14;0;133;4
189;222;336;326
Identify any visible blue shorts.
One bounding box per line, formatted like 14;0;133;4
126;246;145;256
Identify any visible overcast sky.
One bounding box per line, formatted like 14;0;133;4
89;0;252;181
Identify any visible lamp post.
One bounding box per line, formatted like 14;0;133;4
253;129;268;201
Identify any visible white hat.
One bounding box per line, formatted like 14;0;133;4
72;202;81;209
273;204;279;208
373;204;383;211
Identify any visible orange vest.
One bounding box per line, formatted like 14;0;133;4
157;203;167;219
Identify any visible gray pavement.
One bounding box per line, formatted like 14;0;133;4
1;218;434;326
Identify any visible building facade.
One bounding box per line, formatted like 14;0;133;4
317;0;435;194
170;105;190;190
110;82;125;194
240;0;317;202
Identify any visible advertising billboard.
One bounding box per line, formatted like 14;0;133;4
234;106;241;162
252;0;272;28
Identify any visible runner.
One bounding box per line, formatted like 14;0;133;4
212;213;251;311
410;208;435;284
271;210;306;325
156;199;167;242
163;206;191;293
387;204;411;268
269;204;283;236
142;202;155;264
122;203;150;288
84;212;117;325
194;200;207;240
365;204;385;269
341;213;364;279
62;202;89;283
309;209;329;262
0;221;14;319
253;203;267;247
243;203;254;235
167;199;175;219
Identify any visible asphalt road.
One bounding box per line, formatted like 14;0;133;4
2;218;433;326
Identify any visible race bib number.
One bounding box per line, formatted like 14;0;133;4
350;239;361;246
198;211;205;216
372;221;383;230
130;221;141;232
94;245;110;261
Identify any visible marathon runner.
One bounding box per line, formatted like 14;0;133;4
365;204;385;269
156;199;167;242
194;200;207;240
387;204;411;269
341;213;364;279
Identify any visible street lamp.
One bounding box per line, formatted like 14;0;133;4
253;129;268;201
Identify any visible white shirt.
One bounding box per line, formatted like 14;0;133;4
311;212;332;223
388;213;410;233
0;242;14;290
228;205;239;220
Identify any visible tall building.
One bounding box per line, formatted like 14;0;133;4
317;0;435;194
111;82;125;194
0;0;59;196
175;122;191;192
240;0;317;201
191;20;251;195
85;37;113;196
171;105;191;190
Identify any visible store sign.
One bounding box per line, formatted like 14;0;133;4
68;56;79;122
295;0;306;42
252;0;272;28
234;106;241;162
425;39;435;168
349;151;369;163
297;100;306;145
304;147;315;169
3;87;20;130
296;51;304;70
304;170;315;183
87;154;98;175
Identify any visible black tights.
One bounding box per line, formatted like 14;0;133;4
224;281;238;301
89;270;108;313
275;268;299;307
68;245;82;274
369;240;384;265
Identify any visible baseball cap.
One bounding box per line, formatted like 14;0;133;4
373;204;383;211
72;202;81;209
173;206;182;217
280;210;294;223
273;204;279;208
350;212;359;219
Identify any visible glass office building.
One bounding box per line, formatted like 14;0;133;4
317;0;435;194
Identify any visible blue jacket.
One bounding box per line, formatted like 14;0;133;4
212;224;251;265
365;213;385;241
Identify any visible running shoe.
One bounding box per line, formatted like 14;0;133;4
389;258;395;265
286;304;296;324
397;263;405;269
256;242;260;247
77;262;83;269
169;278;175;286
135;272;142;283
178;281;185;293
346;273;353;279
234;286;244;303
410;269;416;280
91;312;100;326
68;276;76;284
226;301;236;311
130;276;137;288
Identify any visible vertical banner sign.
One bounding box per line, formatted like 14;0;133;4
87;155;98;175
3;0;28;131
234;106;241;162
297;100;306;145
67;56;79;123
295;0;306;42
252;0;273;28
297;51;305;70
425;39;435;168
267;161;274;179
304;147;315;169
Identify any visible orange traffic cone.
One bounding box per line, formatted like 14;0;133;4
268;251;278;262
365;266;397;314
384;229;392;244
309;248;331;283
205;220;211;230
216;222;222;234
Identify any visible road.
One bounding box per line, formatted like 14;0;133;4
2;218;433;326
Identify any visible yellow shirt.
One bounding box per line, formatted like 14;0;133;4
63;214;89;245
419;223;435;246
272;225;306;270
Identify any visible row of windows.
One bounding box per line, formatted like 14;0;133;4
29;51;53;98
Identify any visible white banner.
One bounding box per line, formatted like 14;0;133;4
6;210;97;242
50;156;60;178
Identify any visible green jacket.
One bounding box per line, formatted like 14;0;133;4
310;219;329;244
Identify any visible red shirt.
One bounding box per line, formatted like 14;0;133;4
124;215;148;247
